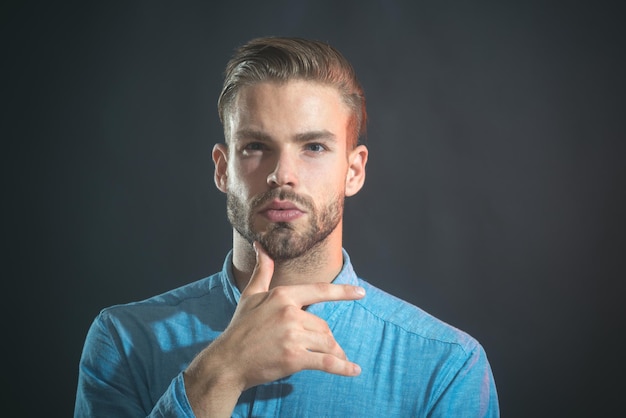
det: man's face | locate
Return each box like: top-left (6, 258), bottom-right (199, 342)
top-left (218, 80), bottom-right (357, 261)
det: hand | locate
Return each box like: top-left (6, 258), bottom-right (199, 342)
top-left (226, 241), bottom-right (364, 388)
top-left (184, 242), bottom-right (365, 416)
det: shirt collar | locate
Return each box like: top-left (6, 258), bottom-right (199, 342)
top-left (220, 249), bottom-right (359, 320)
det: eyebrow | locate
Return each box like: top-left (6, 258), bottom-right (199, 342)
top-left (294, 130), bottom-right (336, 143)
top-left (234, 129), bottom-right (337, 143)
top-left (234, 129), bottom-right (272, 142)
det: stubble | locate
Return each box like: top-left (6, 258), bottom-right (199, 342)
top-left (227, 188), bottom-right (343, 262)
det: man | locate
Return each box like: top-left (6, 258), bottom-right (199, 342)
top-left (75, 36), bottom-right (499, 417)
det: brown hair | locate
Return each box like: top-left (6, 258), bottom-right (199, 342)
top-left (217, 36), bottom-right (367, 149)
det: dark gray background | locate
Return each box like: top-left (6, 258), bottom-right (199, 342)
top-left (4, 1), bottom-right (624, 417)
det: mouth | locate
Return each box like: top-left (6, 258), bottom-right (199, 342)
top-left (259, 200), bottom-right (306, 222)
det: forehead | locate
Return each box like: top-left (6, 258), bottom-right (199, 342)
top-left (226, 80), bottom-right (351, 141)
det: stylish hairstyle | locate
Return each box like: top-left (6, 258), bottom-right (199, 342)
top-left (217, 36), bottom-right (367, 149)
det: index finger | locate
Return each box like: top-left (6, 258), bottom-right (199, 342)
top-left (285, 282), bottom-right (366, 308)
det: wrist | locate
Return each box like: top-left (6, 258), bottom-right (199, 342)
top-left (183, 344), bottom-right (245, 417)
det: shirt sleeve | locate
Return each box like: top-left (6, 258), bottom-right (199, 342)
top-left (74, 313), bottom-right (196, 418)
top-left (428, 342), bottom-right (500, 418)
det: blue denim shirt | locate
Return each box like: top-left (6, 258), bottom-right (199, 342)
top-left (75, 250), bottom-right (499, 417)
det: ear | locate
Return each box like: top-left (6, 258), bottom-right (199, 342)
top-left (212, 143), bottom-right (229, 193)
top-left (345, 144), bottom-right (368, 197)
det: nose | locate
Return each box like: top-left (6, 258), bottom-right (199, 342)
top-left (267, 151), bottom-right (297, 188)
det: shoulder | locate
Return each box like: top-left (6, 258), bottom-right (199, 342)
top-left (97, 272), bottom-right (225, 324)
top-left (353, 279), bottom-right (479, 353)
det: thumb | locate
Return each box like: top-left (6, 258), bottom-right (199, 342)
top-left (241, 241), bottom-right (274, 296)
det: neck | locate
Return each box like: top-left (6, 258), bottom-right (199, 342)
top-left (231, 228), bottom-right (344, 292)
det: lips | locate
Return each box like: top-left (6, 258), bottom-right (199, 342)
top-left (259, 200), bottom-right (306, 222)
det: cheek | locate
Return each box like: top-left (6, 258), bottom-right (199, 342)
top-left (228, 161), bottom-right (265, 196)
top-left (309, 170), bottom-right (348, 199)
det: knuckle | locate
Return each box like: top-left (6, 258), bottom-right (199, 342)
top-left (320, 320), bottom-right (332, 334)
top-left (341, 284), bottom-right (356, 296)
top-left (282, 327), bottom-right (300, 343)
top-left (321, 353), bottom-right (338, 371)
top-left (269, 286), bottom-right (291, 302)
top-left (311, 315), bottom-right (331, 334)
top-left (325, 334), bottom-right (338, 351)
top-left (279, 304), bottom-right (299, 321)
top-left (312, 282), bottom-right (330, 294)
top-left (282, 346), bottom-right (301, 369)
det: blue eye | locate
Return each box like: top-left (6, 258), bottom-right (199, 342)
top-left (306, 143), bottom-right (326, 152)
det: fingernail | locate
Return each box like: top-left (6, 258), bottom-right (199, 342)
top-left (353, 364), bottom-right (362, 375)
top-left (354, 286), bottom-right (365, 296)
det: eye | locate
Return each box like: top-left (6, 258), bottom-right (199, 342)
top-left (305, 143), bottom-right (326, 153)
top-left (241, 142), bottom-right (267, 156)
top-left (244, 142), bottom-right (264, 151)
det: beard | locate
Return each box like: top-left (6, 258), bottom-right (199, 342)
top-left (227, 188), bottom-right (343, 261)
